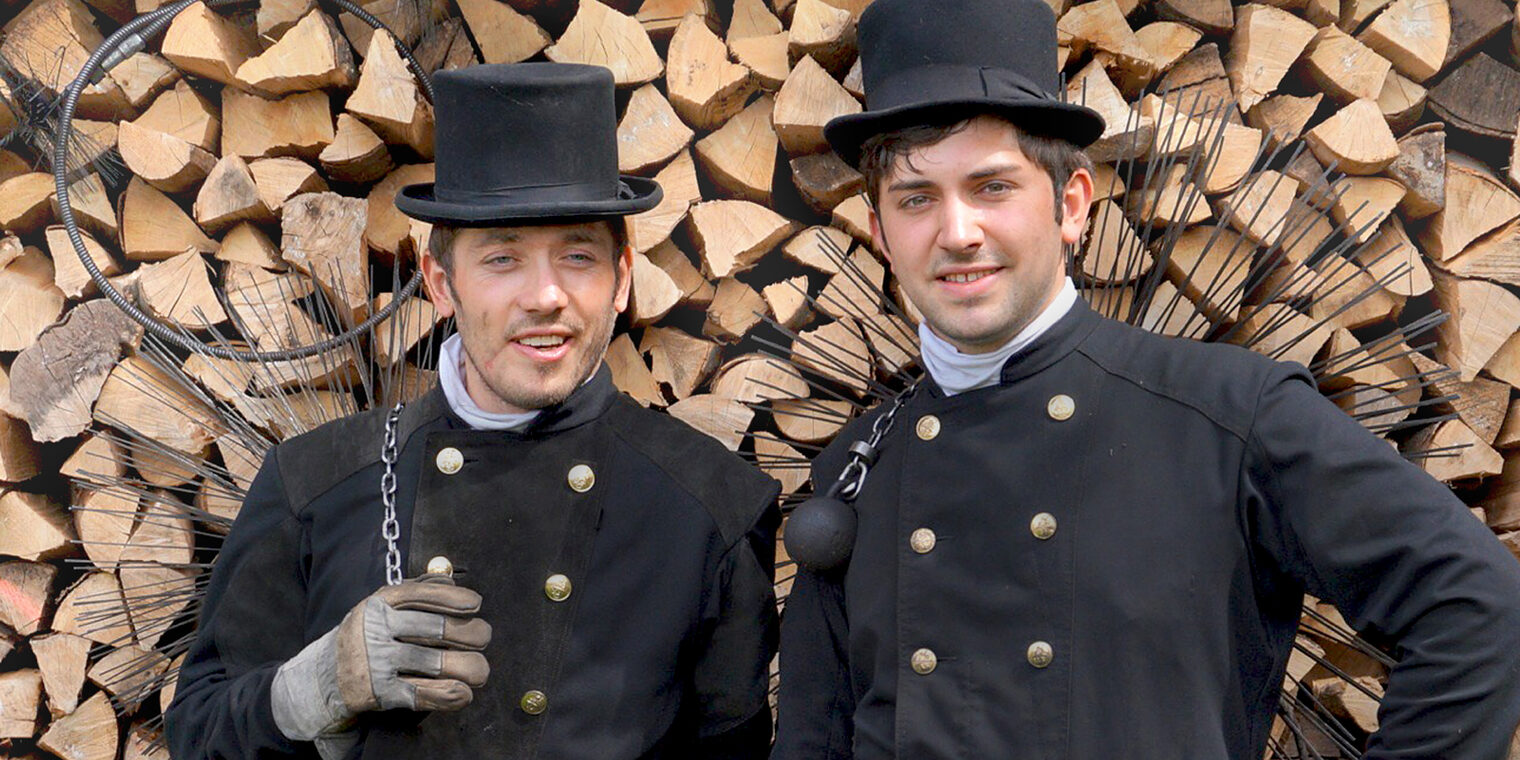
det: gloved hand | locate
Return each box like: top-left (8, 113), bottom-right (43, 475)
top-left (271, 576), bottom-right (491, 749)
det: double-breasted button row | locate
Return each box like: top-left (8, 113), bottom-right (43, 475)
top-left (915, 396), bottom-right (1073, 445)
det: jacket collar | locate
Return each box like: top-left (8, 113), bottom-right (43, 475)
top-left (920, 298), bottom-right (1101, 398)
top-left (399, 363), bottom-right (619, 441)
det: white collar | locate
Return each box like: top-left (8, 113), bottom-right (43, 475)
top-left (918, 277), bottom-right (1078, 396)
top-left (437, 333), bottom-right (542, 431)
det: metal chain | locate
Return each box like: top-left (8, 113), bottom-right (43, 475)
top-left (836, 381), bottom-right (921, 501)
top-left (380, 403), bottom-right (405, 586)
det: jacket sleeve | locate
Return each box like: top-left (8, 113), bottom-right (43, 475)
top-left (1244, 363), bottom-right (1520, 759)
top-left (772, 565), bottom-right (855, 760)
top-left (688, 493), bottom-right (782, 760)
top-left (166, 451), bottom-right (314, 759)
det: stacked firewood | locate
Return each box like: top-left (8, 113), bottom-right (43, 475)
top-left (0, 0), bottom-right (1516, 756)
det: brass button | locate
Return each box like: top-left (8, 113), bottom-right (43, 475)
top-left (544, 573), bottom-right (572, 602)
top-left (1046, 394), bottom-right (1075, 421)
top-left (1027, 641), bottom-right (1054, 668)
top-left (915, 415), bottom-right (941, 440)
top-left (910, 647), bottom-right (937, 675)
top-left (520, 689), bottom-right (547, 715)
top-left (567, 464), bottom-right (595, 493)
top-left (909, 528), bottom-right (936, 554)
top-left (425, 556), bottom-right (454, 576)
top-left (435, 447), bottom-right (463, 474)
top-left (1030, 512), bottom-right (1057, 540)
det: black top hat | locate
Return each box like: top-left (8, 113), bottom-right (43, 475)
top-left (396, 63), bottom-right (662, 226)
top-left (824, 0), bottom-right (1106, 167)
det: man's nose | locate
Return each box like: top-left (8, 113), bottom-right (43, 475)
top-left (937, 196), bottom-right (985, 252)
top-left (519, 261), bottom-right (570, 313)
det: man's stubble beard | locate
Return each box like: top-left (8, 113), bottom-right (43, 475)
top-left (458, 301), bottom-right (618, 412)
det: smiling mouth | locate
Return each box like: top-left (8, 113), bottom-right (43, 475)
top-left (517, 335), bottom-right (567, 349)
top-left (940, 269), bottom-right (998, 284)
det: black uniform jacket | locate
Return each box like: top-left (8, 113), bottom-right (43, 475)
top-left (166, 366), bottom-right (782, 760)
top-left (773, 300), bottom-right (1520, 759)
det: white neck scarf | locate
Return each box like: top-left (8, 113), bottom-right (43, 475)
top-left (918, 277), bottom-right (1078, 396)
top-left (437, 333), bottom-right (542, 431)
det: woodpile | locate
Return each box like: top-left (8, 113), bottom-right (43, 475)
top-left (0, 0), bottom-right (1514, 756)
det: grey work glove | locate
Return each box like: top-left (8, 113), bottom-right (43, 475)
top-left (271, 577), bottom-right (491, 751)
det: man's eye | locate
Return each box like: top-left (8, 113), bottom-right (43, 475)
top-left (900, 194), bottom-right (930, 209)
top-left (982, 181), bottom-right (1013, 195)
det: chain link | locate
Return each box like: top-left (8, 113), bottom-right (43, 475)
top-left (836, 381), bottom-right (920, 501)
top-left (380, 403), bottom-right (404, 586)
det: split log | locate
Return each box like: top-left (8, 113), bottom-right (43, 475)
top-left (1155, 0), bottom-right (1232, 35)
top-left (607, 333), bottom-right (664, 407)
top-left (1308, 258), bottom-right (1405, 330)
top-left (137, 250), bottom-right (230, 327)
top-left (95, 355), bottom-right (224, 456)
top-left (666, 13), bottom-right (754, 131)
top-left (1246, 93), bottom-right (1320, 150)
top-left (791, 151), bottom-right (864, 213)
top-left (0, 0), bottom-right (130, 119)
top-left (831, 194), bottom-right (872, 241)
top-left (773, 54), bottom-right (861, 156)
top-left (1408, 418), bottom-right (1503, 481)
top-left (788, 0), bottom-right (855, 76)
top-left (1058, 0), bottom-right (1156, 89)
top-left (618, 84), bottom-right (694, 175)
top-left (1427, 53), bottom-right (1520, 139)
top-left (1130, 165), bottom-right (1211, 227)
top-left (771, 397), bottom-right (852, 443)
top-left (52, 571), bottom-right (133, 646)
top-left (1218, 170), bottom-right (1296, 246)
top-left (688, 199), bottom-right (798, 278)
top-left (38, 690), bottom-right (118, 760)
top-left (56, 174), bottom-right (118, 247)
top-left (754, 436), bottom-right (808, 495)
top-left (1357, 0), bottom-right (1449, 83)
top-left (455, 0), bottom-right (549, 64)
top-left (1070, 61), bottom-right (1154, 162)
top-left (0, 408), bottom-right (41, 483)
top-left (1354, 216), bottom-right (1432, 297)
top-left (321, 114), bottom-right (394, 184)
top-left (1225, 4), bottom-right (1317, 112)
top-left (0, 560), bottom-right (56, 634)
top-left (196, 155), bottom-right (275, 234)
top-left (120, 177), bottom-right (218, 261)
top-left (0, 669), bottom-right (42, 738)
top-left (132, 80), bottom-right (218, 153)
top-left (731, 32), bottom-right (791, 90)
top-left (1439, 216), bottom-right (1520, 286)
top-left (74, 486), bottom-right (139, 571)
top-left (256, 0), bottom-right (313, 38)
top-left (791, 318), bottom-right (870, 394)
top-left (712, 353), bottom-right (809, 403)
top-left (1377, 70), bottom-right (1426, 133)
top-left (1408, 353), bottom-right (1509, 443)
top-left (282, 191), bottom-right (370, 322)
top-left (160, 1), bottom-right (260, 87)
top-left (363, 163), bottom-right (433, 263)
top-left (250, 158), bottom-right (330, 216)
top-left (116, 121), bottom-right (217, 194)
top-left (783, 225), bottom-right (850, 274)
top-left (223, 89), bottom-right (336, 161)
top-left (9, 299), bottom-right (143, 443)
top-left (1230, 302), bottom-right (1331, 366)
top-left (1085, 200), bottom-right (1151, 283)
top-left (347, 33), bottom-right (433, 157)
top-left (0, 248), bottom-right (65, 352)
top-left (0, 173), bottom-right (57, 235)
top-left (646, 239), bottom-right (713, 305)
top-left (636, 0), bottom-right (713, 44)
top-left (730, 0), bottom-right (783, 41)
top-left (629, 252), bottom-right (681, 326)
top-left (1431, 271), bottom-right (1520, 382)
top-left (370, 293), bottom-right (441, 366)
top-left (1134, 21), bottom-right (1204, 79)
top-left (1162, 225), bottom-right (1253, 323)
top-left (31, 632), bottom-right (89, 716)
top-left (0, 490), bottom-right (75, 561)
top-left (704, 277), bottom-right (768, 342)
top-left (1484, 330), bottom-right (1520, 389)
top-left (119, 562), bottom-right (195, 650)
top-left (1312, 676), bottom-right (1383, 734)
top-left (1303, 99), bottom-right (1399, 175)
top-left (1416, 154), bottom-right (1520, 262)
top-left (1386, 127), bottom-right (1443, 219)
top-left (641, 326), bottom-right (719, 400)
top-left (629, 150), bottom-right (700, 252)
top-left (234, 10), bottom-right (356, 95)
top-left (544, 0), bottom-right (663, 87)
top-left (1330, 175), bottom-right (1405, 243)
top-left (1302, 26), bottom-right (1391, 103)
top-left (217, 222), bottom-right (283, 270)
top-left (696, 95), bottom-right (778, 203)
top-left (667, 394), bottom-right (754, 450)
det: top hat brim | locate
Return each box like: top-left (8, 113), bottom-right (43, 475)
top-left (394, 175), bottom-right (663, 227)
top-left (825, 99), bottom-right (1106, 168)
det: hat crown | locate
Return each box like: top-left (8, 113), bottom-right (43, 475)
top-left (857, 0), bottom-right (1060, 108)
top-left (431, 63), bottom-right (618, 207)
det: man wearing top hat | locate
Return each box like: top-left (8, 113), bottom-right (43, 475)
top-left (772, 0), bottom-right (1520, 757)
top-left (166, 63), bottom-right (781, 760)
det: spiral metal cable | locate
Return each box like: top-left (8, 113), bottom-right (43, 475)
top-left (53, 0), bottom-right (435, 361)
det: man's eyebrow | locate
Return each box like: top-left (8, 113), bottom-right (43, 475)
top-left (886, 177), bottom-right (936, 193)
top-left (968, 163), bottom-right (1023, 180)
top-left (560, 228), bottom-right (601, 245)
top-left (480, 229), bottom-right (521, 245)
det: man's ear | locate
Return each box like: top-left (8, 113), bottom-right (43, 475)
top-left (613, 243), bottom-right (633, 314)
top-left (1059, 167), bottom-right (1095, 247)
top-left (420, 244), bottom-right (457, 319)
top-left (869, 204), bottom-right (892, 265)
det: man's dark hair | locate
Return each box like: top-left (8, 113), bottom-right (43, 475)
top-left (427, 219), bottom-right (629, 277)
top-left (858, 115), bottom-right (1093, 223)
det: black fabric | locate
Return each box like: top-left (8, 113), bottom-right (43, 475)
top-left (774, 300), bottom-right (1520, 759)
top-left (823, 0), bottom-right (1106, 166)
top-left (165, 368), bottom-right (780, 760)
top-left (394, 63), bottom-right (661, 224)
